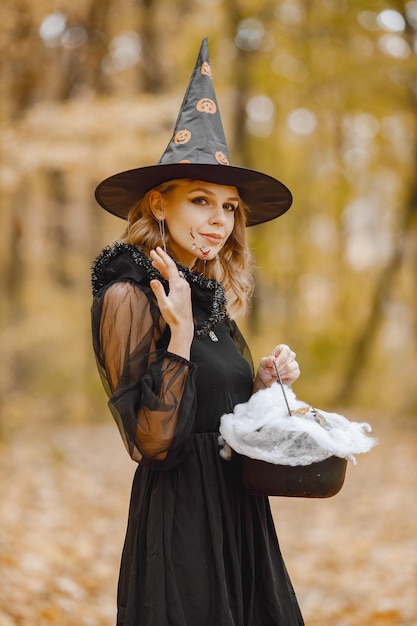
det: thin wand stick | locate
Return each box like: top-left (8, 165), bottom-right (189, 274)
top-left (273, 360), bottom-right (292, 417)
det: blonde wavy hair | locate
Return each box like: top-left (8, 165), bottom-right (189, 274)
top-left (119, 179), bottom-right (254, 318)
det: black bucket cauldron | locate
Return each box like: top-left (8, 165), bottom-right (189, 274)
top-left (240, 366), bottom-right (349, 498)
top-left (241, 454), bottom-right (348, 498)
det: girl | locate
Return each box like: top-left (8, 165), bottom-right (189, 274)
top-left (91, 38), bottom-right (303, 626)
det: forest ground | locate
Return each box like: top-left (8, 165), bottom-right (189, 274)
top-left (0, 412), bottom-right (415, 626)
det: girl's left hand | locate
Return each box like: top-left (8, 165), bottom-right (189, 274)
top-left (253, 344), bottom-right (300, 392)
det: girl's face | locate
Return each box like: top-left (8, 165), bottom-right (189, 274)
top-left (157, 180), bottom-right (240, 268)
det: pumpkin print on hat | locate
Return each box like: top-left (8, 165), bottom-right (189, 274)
top-left (201, 61), bottom-right (212, 78)
top-left (196, 98), bottom-right (217, 114)
top-left (215, 151), bottom-right (229, 165)
top-left (95, 36), bottom-right (293, 227)
top-left (174, 130), bottom-right (192, 145)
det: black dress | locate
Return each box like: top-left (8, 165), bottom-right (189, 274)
top-left (91, 243), bottom-right (304, 626)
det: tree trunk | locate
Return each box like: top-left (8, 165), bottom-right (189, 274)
top-left (138, 0), bottom-right (164, 93)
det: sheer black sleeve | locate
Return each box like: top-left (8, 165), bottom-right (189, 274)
top-left (91, 281), bottom-right (197, 464)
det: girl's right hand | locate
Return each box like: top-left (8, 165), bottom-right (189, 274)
top-left (149, 247), bottom-right (194, 359)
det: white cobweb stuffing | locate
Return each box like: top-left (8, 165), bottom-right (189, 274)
top-left (219, 383), bottom-right (377, 466)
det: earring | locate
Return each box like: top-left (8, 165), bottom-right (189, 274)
top-left (158, 218), bottom-right (166, 253)
top-left (158, 197), bottom-right (167, 253)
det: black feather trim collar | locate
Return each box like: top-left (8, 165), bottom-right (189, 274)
top-left (91, 242), bottom-right (227, 338)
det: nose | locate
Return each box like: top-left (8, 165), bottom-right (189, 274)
top-left (209, 203), bottom-right (226, 225)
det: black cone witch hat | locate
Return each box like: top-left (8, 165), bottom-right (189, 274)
top-left (95, 37), bottom-right (292, 226)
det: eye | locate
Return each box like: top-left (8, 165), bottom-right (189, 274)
top-left (192, 196), bottom-right (208, 205)
top-left (224, 203), bottom-right (238, 212)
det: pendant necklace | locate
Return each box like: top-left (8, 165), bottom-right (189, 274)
top-left (208, 330), bottom-right (218, 342)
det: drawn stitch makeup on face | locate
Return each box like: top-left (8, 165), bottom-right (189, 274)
top-left (190, 228), bottom-right (197, 250)
top-left (190, 227), bottom-right (211, 257)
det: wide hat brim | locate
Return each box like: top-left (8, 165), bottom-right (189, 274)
top-left (95, 162), bottom-right (292, 227)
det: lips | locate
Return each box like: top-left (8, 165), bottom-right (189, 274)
top-left (200, 233), bottom-right (222, 245)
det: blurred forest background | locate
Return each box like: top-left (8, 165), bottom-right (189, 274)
top-left (1, 1), bottom-right (417, 625)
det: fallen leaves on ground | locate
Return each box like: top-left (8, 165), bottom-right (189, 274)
top-left (0, 415), bottom-right (415, 625)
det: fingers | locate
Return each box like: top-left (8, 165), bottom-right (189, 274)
top-left (272, 344), bottom-right (295, 366)
top-left (149, 277), bottom-right (166, 304)
top-left (149, 248), bottom-right (192, 332)
top-left (278, 361), bottom-right (300, 385)
top-left (254, 344), bottom-right (300, 391)
top-left (272, 344), bottom-right (300, 385)
top-left (150, 247), bottom-right (184, 282)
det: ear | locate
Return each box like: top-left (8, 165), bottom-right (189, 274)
top-left (149, 190), bottom-right (164, 220)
